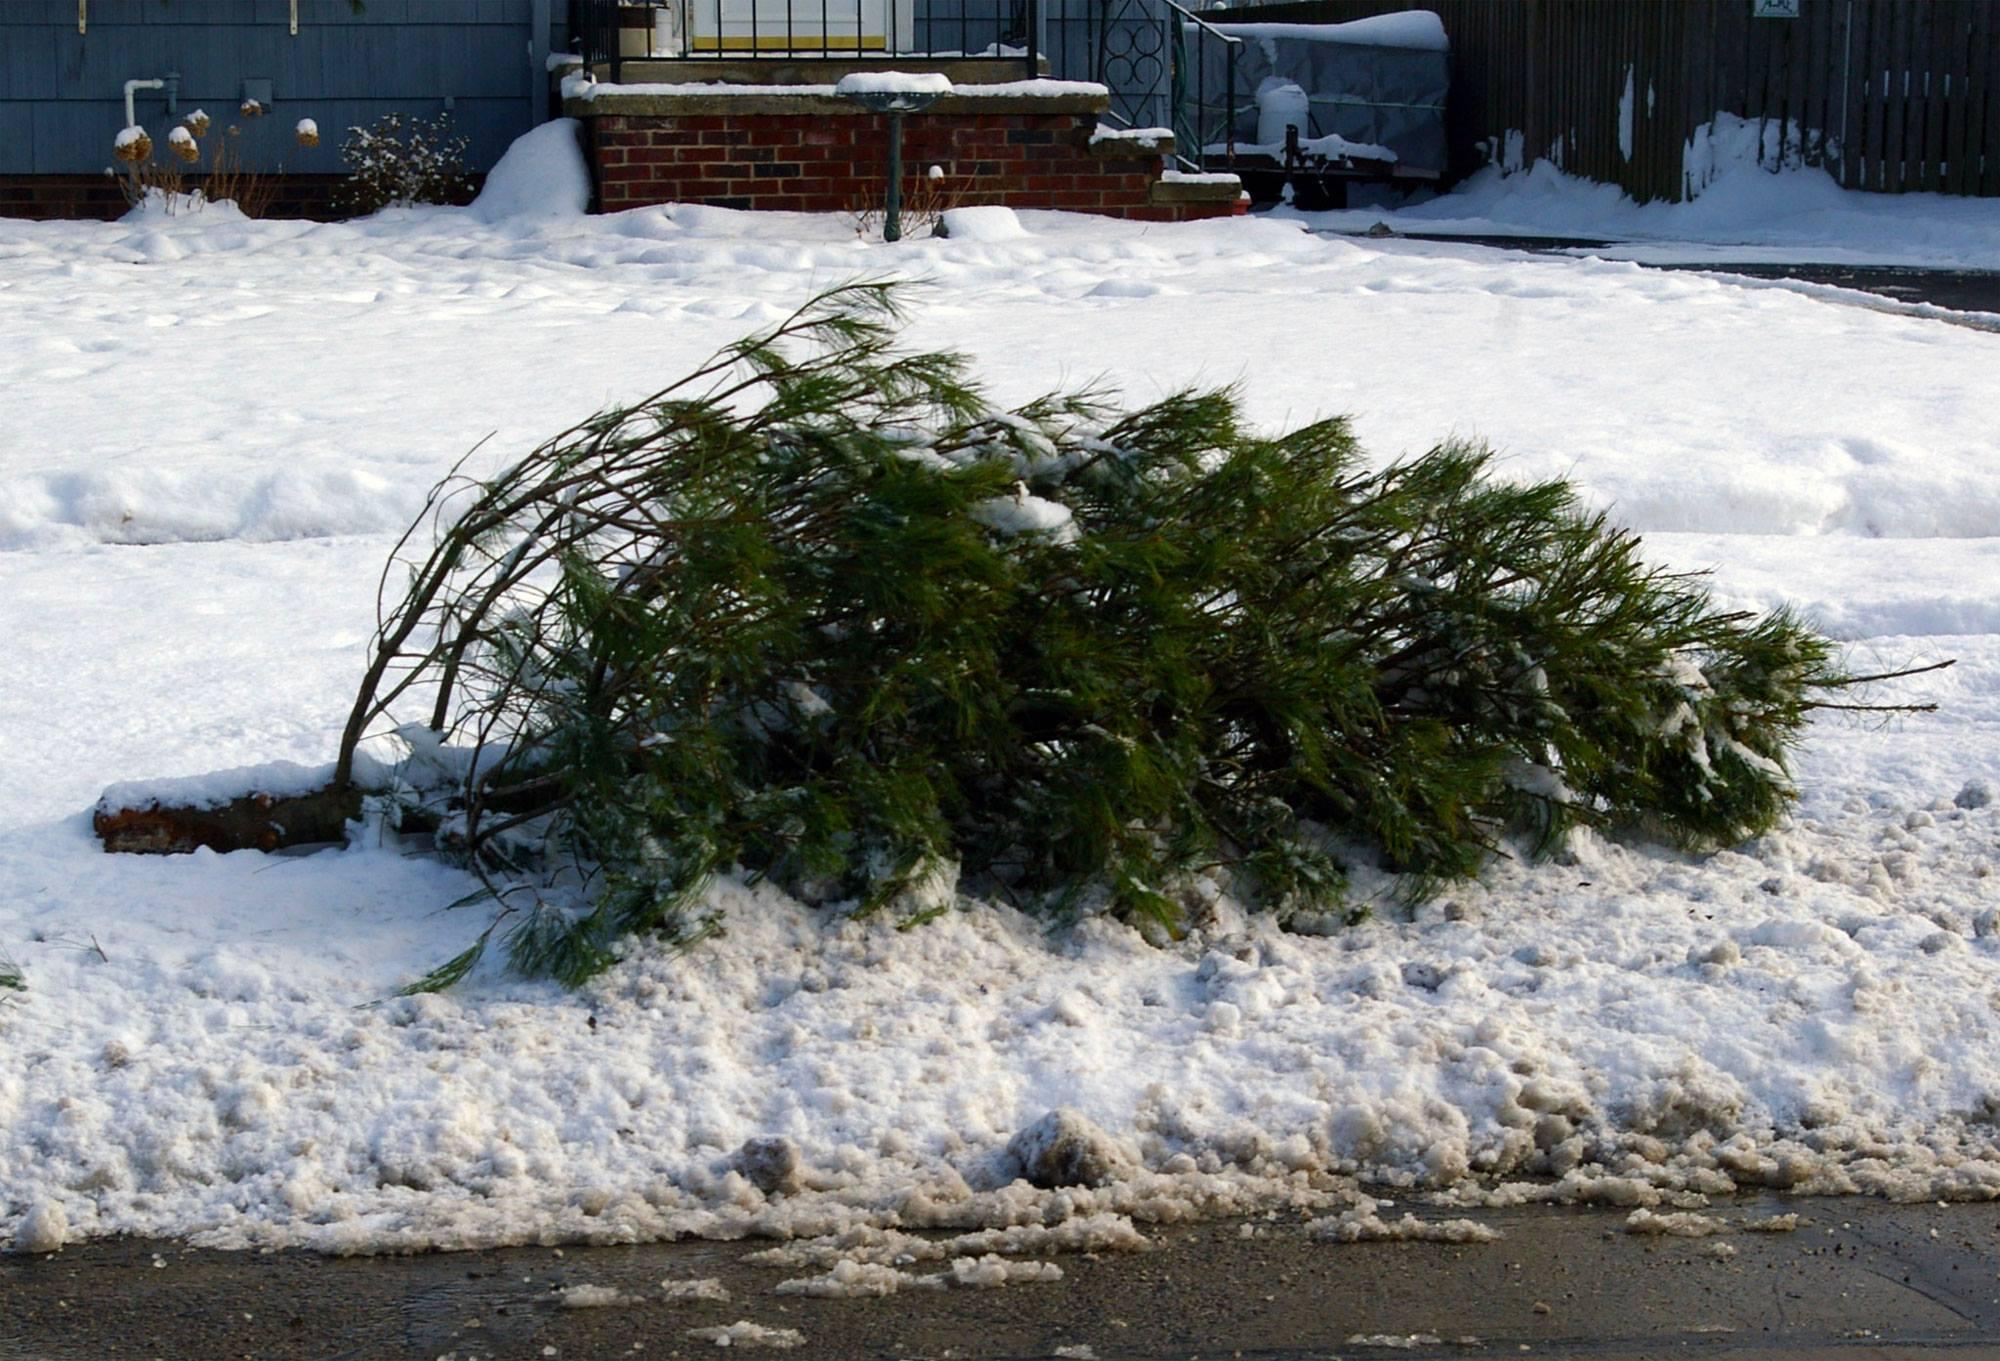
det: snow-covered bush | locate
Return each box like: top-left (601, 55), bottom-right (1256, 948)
top-left (337, 112), bottom-right (473, 215)
top-left (338, 285), bottom-right (1906, 987)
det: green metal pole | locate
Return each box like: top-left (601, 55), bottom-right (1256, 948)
top-left (885, 109), bottom-right (905, 242)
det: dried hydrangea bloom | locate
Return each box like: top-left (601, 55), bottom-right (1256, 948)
top-left (113, 126), bottom-right (152, 165)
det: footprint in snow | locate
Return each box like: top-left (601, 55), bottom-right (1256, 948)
top-left (1085, 278), bottom-right (1171, 299)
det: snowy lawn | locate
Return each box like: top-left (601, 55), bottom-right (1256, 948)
top-left (3, 191), bottom-right (2000, 1256)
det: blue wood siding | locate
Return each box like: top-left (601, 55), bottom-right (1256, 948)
top-left (0, 0), bottom-right (555, 174)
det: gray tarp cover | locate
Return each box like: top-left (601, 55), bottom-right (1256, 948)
top-left (1204, 25), bottom-right (1448, 172)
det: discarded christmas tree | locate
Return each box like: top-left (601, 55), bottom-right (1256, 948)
top-left (336, 284), bottom-right (1922, 987)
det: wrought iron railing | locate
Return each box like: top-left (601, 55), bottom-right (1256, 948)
top-left (1169, 1), bottom-right (1237, 170)
top-left (570, 0), bottom-right (1042, 81)
top-left (569, 0), bottom-right (1237, 173)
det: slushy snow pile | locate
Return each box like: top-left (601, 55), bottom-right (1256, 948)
top-left (1298, 112), bottom-right (2000, 268)
top-left (3, 153), bottom-right (2000, 1259)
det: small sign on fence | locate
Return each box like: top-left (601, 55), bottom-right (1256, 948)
top-left (1752, 0), bottom-right (1800, 17)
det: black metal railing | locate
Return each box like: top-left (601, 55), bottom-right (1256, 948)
top-left (569, 0), bottom-right (1042, 81)
top-left (568, 0), bottom-right (1235, 173)
top-left (1170, 1), bottom-right (1236, 170)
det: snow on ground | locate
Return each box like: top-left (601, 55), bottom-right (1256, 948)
top-left (1295, 114), bottom-right (2000, 269)
top-left (3, 189), bottom-right (2000, 1257)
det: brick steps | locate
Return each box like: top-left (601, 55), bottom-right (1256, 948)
top-left (573, 87), bottom-right (1243, 223)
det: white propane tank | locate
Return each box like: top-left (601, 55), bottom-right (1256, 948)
top-left (1256, 80), bottom-right (1311, 148)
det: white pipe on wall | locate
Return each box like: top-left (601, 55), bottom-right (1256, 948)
top-left (124, 78), bottom-right (164, 129)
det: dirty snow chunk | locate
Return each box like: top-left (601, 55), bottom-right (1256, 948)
top-left (688, 1321), bottom-right (806, 1349)
top-left (1313, 1207), bottom-right (1500, 1244)
top-left (473, 119), bottom-right (591, 223)
top-left (559, 1283), bottom-right (639, 1307)
top-left (1742, 1214), bottom-right (1801, 1233)
top-left (1345, 1334), bottom-right (1446, 1351)
top-left (13, 1201), bottom-right (67, 1254)
top-left (1052, 1347), bottom-right (1097, 1361)
top-left (949, 1254), bottom-right (1064, 1287)
top-left (662, 1277), bottom-right (731, 1302)
top-left (832, 72), bottom-right (954, 98)
top-left (1007, 1109), bottom-right (1137, 1189)
top-left (774, 1260), bottom-right (940, 1297)
top-left (1624, 1208), bottom-right (1728, 1237)
top-left (732, 1136), bottom-right (803, 1196)
top-left (940, 206), bottom-right (1029, 241)
top-left (938, 1214), bottom-right (1148, 1260)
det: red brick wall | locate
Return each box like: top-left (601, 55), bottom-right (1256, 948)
top-left (588, 112), bottom-right (1238, 222)
top-left (0, 175), bottom-right (133, 221)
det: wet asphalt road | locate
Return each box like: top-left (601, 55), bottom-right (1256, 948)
top-left (5, 1196), bottom-right (2000, 1360)
top-left (1646, 261), bottom-right (2000, 315)
top-left (1333, 230), bottom-right (2000, 317)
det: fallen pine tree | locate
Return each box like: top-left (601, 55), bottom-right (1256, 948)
top-left (99, 285), bottom-right (1942, 987)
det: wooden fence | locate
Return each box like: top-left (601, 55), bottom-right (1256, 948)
top-left (1214, 0), bottom-right (2000, 202)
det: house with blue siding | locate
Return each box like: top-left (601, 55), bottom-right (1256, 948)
top-left (0, 0), bottom-right (1255, 222)
top-left (0, 0), bottom-right (561, 217)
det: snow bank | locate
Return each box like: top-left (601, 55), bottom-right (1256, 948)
top-left (5, 198), bottom-right (2000, 1259)
top-left (472, 119), bottom-right (592, 224)
top-left (1298, 113), bottom-right (2000, 268)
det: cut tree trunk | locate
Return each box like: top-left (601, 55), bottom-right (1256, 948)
top-left (93, 784), bottom-right (362, 855)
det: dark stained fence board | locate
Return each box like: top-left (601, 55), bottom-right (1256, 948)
top-left (1942, 0), bottom-right (1973, 195)
top-left (1838, 0), bottom-right (1866, 188)
top-left (1913, 0), bottom-right (1937, 192)
top-left (1976, 0), bottom-right (1992, 193)
top-left (1866, 0), bottom-right (1893, 189)
top-left (1804, 0), bottom-right (1830, 166)
top-left (1786, 2), bottom-right (1813, 164)
top-left (1893, 0), bottom-right (1917, 191)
